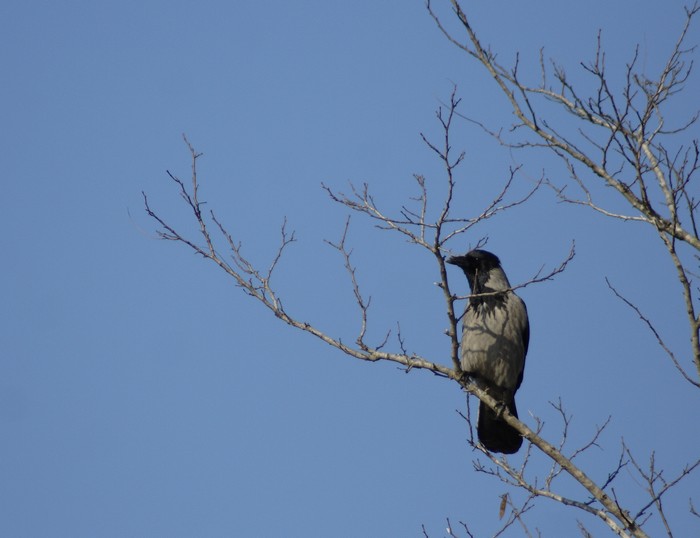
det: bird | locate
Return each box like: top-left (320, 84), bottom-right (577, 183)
top-left (447, 249), bottom-right (530, 454)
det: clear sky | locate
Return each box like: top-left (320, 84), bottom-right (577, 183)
top-left (2, 1), bottom-right (699, 536)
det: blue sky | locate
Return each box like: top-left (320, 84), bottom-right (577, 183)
top-left (2, 1), bottom-right (699, 536)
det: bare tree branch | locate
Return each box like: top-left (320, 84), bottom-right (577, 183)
top-left (324, 217), bottom-right (375, 351)
top-left (145, 9), bottom-right (700, 526)
top-left (606, 278), bottom-right (700, 388)
top-left (145, 107), bottom-right (642, 537)
top-left (625, 441), bottom-right (700, 537)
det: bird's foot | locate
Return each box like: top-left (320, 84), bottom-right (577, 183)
top-left (493, 400), bottom-right (507, 419)
top-left (459, 370), bottom-right (475, 385)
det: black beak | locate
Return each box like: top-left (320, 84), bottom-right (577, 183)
top-left (446, 255), bottom-right (468, 267)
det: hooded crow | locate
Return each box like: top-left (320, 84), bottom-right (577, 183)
top-left (447, 249), bottom-right (529, 454)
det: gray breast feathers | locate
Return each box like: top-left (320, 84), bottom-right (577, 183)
top-left (460, 292), bottom-right (529, 393)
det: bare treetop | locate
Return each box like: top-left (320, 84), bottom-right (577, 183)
top-left (143, 2), bottom-right (700, 536)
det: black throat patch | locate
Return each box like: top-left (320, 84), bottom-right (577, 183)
top-left (470, 287), bottom-right (507, 316)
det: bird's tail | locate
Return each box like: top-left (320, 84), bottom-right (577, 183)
top-left (477, 397), bottom-right (522, 454)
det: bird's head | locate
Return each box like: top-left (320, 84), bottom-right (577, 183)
top-left (446, 249), bottom-right (510, 292)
